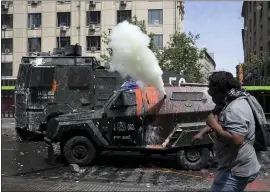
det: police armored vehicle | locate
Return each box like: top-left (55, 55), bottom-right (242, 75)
top-left (15, 45), bottom-right (125, 140)
top-left (45, 81), bottom-right (217, 170)
top-left (45, 80), bottom-right (270, 170)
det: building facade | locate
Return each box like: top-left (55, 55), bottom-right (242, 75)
top-left (241, 1), bottom-right (270, 80)
top-left (199, 51), bottom-right (216, 84)
top-left (1, 0), bottom-right (184, 77)
top-left (241, 1), bottom-right (270, 61)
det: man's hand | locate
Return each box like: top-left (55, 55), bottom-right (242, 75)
top-left (192, 126), bottom-right (212, 145)
top-left (192, 132), bottom-right (204, 144)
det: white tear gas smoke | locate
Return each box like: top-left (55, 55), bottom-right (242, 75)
top-left (108, 21), bottom-right (166, 95)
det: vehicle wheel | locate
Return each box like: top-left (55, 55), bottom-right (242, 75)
top-left (176, 148), bottom-right (210, 171)
top-left (63, 136), bottom-right (96, 166)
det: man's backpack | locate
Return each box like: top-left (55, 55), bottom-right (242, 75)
top-left (244, 94), bottom-right (270, 151)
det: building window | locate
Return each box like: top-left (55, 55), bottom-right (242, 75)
top-left (253, 12), bottom-right (256, 27)
top-left (1, 39), bottom-right (13, 53)
top-left (148, 9), bottom-right (163, 25)
top-left (249, 18), bottom-right (251, 32)
top-left (1, 14), bottom-right (13, 29)
top-left (260, 46), bottom-right (263, 57)
top-left (28, 13), bottom-right (42, 28)
top-left (57, 0), bottom-right (71, 3)
top-left (2, 1), bottom-right (12, 5)
top-left (56, 37), bottom-right (70, 48)
top-left (259, 5), bottom-right (263, 19)
top-left (57, 12), bottom-right (71, 27)
top-left (86, 36), bottom-right (101, 51)
top-left (28, 38), bottom-right (41, 52)
top-left (268, 41), bottom-right (270, 56)
top-left (86, 11), bottom-right (101, 25)
top-left (153, 35), bottom-right (163, 50)
top-left (28, 1), bottom-right (41, 5)
top-left (1, 62), bottom-right (13, 76)
top-left (117, 10), bottom-right (131, 24)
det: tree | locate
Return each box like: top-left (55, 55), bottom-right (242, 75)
top-left (100, 16), bottom-right (159, 64)
top-left (242, 52), bottom-right (268, 77)
top-left (158, 32), bottom-right (205, 83)
top-left (242, 52), bottom-right (270, 85)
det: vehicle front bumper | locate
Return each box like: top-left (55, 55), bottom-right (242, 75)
top-left (44, 137), bottom-right (61, 165)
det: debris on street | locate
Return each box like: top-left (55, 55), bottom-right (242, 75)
top-left (70, 164), bottom-right (80, 173)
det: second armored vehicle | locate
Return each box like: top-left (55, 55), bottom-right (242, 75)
top-left (15, 45), bottom-right (125, 140)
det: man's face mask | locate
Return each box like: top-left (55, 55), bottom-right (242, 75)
top-left (208, 83), bottom-right (226, 105)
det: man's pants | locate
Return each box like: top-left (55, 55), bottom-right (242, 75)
top-left (211, 170), bottom-right (258, 192)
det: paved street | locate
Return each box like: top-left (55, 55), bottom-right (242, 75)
top-left (2, 118), bottom-right (270, 191)
top-left (1, 118), bottom-right (60, 176)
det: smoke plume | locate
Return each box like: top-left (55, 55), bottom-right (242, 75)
top-left (108, 21), bottom-right (166, 95)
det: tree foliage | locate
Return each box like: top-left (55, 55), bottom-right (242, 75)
top-left (100, 17), bottom-right (207, 83)
top-left (242, 52), bottom-right (269, 77)
top-left (158, 32), bottom-right (205, 83)
top-left (100, 15), bottom-right (159, 64)
top-left (242, 52), bottom-right (270, 85)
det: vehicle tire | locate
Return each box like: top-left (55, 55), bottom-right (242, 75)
top-left (176, 148), bottom-right (210, 171)
top-left (63, 136), bottom-right (96, 166)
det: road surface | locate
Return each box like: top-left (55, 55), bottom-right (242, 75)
top-left (2, 118), bottom-right (270, 191)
